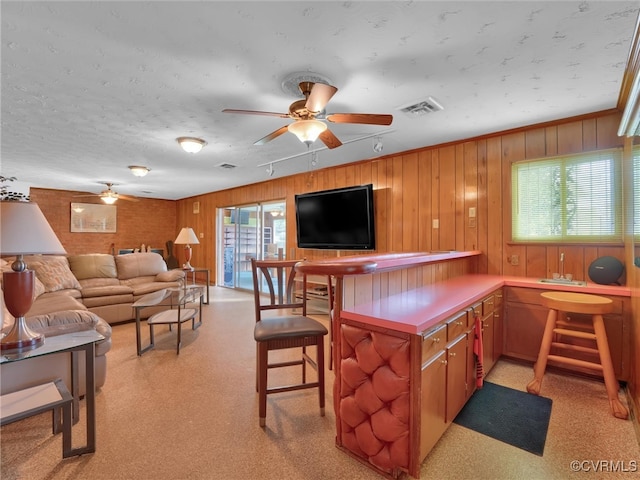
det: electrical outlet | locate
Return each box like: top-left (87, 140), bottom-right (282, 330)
top-left (510, 254), bottom-right (519, 266)
top-left (433, 219), bottom-right (439, 229)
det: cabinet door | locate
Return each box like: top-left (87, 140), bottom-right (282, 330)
top-left (503, 302), bottom-right (548, 361)
top-left (445, 334), bottom-right (467, 423)
top-left (420, 350), bottom-right (447, 461)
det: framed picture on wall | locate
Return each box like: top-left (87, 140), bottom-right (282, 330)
top-left (71, 203), bottom-right (117, 233)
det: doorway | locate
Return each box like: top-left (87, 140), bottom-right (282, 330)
top-left (217, 201), bottom-right (286, 290)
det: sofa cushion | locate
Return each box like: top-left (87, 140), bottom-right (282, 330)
top-left (82, 293), bottom-right (134, 308)
top-left (130, 282), bottom-right (180, 297)
top-left (115, 252), bottom-right (167, 280)
top-left (68, 254), bottom-right (117, 280)
top-left (26, 293), bottom-right (87, 318)
top-left (80, 285), bottom-right (133, 299)
top-left (27, 255), bottom-right (82, 293)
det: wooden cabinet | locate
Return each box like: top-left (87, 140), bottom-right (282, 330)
top-left (418, 290), bottom-right (502, 465)
top-left (503, 286), bottom-right (630, 381)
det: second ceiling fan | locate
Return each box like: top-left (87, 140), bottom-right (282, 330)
top-left (223, 81), bottom-right (392, 149)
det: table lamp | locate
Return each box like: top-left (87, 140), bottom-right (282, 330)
top-left (1, 202), bottom-right (66, 352)
top-left (174, 227), bottom-right (199, 271)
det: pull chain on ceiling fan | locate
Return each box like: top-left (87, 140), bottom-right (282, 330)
top-left (223, 81), bottom-right (393, 149)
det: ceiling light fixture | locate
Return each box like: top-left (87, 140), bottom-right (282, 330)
top-left (101, 194), bottom-right (117, 205)
top-left (287, 120), bottom-right (327, 146)
top-left (176, 137), bottom-right (207, 153)
top-left (128, 165), bottom-right (150, 177)
top-left (373, 136), bottom-right (383, 153)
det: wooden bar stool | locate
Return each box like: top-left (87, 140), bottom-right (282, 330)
top-left (526, 291), bottom-right (628, 419)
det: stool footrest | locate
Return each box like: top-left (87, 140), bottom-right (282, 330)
top-left (552, 327), bottom-right (597, 341)
top-left (551, 341), bottom-right (599, 357)
top-left (548, 354), bottom-right (603, 371)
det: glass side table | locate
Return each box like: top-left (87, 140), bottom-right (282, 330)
top-left (132, 285), bottom-right (204, 355)
top-left (0, 330), bottom-right (104, 456)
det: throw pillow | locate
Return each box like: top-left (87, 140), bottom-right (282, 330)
top-left (28, 256), bottom-right (82, 293)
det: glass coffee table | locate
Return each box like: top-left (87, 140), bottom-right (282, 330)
top-left (132, 285), bottom-right (204, 355)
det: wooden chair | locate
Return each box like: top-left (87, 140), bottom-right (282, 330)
top-left (251, 259), bottom-right (328, 427)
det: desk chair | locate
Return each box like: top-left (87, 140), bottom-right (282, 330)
top-left (251, 259), bottom-right (328, 428)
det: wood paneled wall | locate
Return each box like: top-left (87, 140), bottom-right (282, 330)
top-left (176, 110), bottom-right (626, 285)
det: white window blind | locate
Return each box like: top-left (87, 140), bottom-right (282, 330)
top-left (512, 148), bottom-right (622, 243)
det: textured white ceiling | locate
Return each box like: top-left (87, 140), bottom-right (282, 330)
top-left (2, 1), bottom-right (638, 201)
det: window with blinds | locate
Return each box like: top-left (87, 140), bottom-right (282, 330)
top-left (512, 148), bottom-right (623, 243)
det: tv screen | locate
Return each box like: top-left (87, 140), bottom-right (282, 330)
top-left (295, 184), bottom-right (375, 250)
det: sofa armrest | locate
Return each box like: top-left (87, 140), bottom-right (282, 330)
top-left (26, 310), bottom-right (112, 356)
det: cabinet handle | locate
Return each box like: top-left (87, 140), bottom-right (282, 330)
top-left (455, 321), bottom-right (464, 326)
top-left (449, 352), bottom-right (457, 357)
top-left (483, 323), bottom-right (490, 328)
top-left (432, 337), bottom-right (441, 344)
top-left (440, 360), bottom-right (448, 365)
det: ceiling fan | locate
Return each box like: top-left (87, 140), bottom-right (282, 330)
top-left (223, 81), bottom-right (393, 149)
top-left (73, 183), bottom-right (138, 204)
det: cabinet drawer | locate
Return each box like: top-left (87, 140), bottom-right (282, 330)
top-left (422, 324), bottom-right (446, 365)
top-left (469, 302), bottom-right (482, 318)
top-left (482, 295), bottom-right (495, 316)
top-left (446, 311), bottom-right (467, 342)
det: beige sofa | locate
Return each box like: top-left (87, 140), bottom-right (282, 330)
top-left (26, 252), bottom-right (185, 324)
top-left (1, 252), bottom-right (184, 396)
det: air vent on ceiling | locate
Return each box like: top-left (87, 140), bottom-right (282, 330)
top-left (398, 96), bottom-right (444, 117)
top-left (217, 163), bottom-right (237, 169)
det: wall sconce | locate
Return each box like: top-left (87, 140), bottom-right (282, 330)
top-left (287, 120), bottom-right (327, 146)
top-left (128, 165), bottom-right (150, 177)
top-left (177, 137), bottom-right (207, 153)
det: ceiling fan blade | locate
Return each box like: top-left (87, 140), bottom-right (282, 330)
top-left (318, 129), bottom-right (343, 149)
top-left (222, 109), bottom-right (289, 118)
top-left (305, 83), bottom-right (338, 114)
top-left (117, 194), bottom-right (139, 202)
top-left (326, 113), bottom-right (393, 126)
top-left (254, 125), bottom-right (290, 145)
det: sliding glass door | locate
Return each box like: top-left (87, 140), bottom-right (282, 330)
top-left (217, 201), bottom-right (286, 291)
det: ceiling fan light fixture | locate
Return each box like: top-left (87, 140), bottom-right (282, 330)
top-left (177, 137), bottom-right (207, 153)
top-left (288, 120), bottom-right (327, 146)
top-left (101, 194), bottom-right (117, 205)
top-left (128, 165), bottom-right (150, 177)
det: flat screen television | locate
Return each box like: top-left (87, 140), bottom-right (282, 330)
top-left (295, 184), bottom-right (375, 250)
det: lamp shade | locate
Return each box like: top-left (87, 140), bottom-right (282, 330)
top-left (1, 202), bottom-right (66, 256)
top-left (174, 227), bottom-right (199, 245)
top-left (288, 120), bottom-right (327, 145)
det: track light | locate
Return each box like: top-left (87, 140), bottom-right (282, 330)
top-left (267, 163), bottom-right (275, 177)
top-left (373, 136), bottom-right (383, 153)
